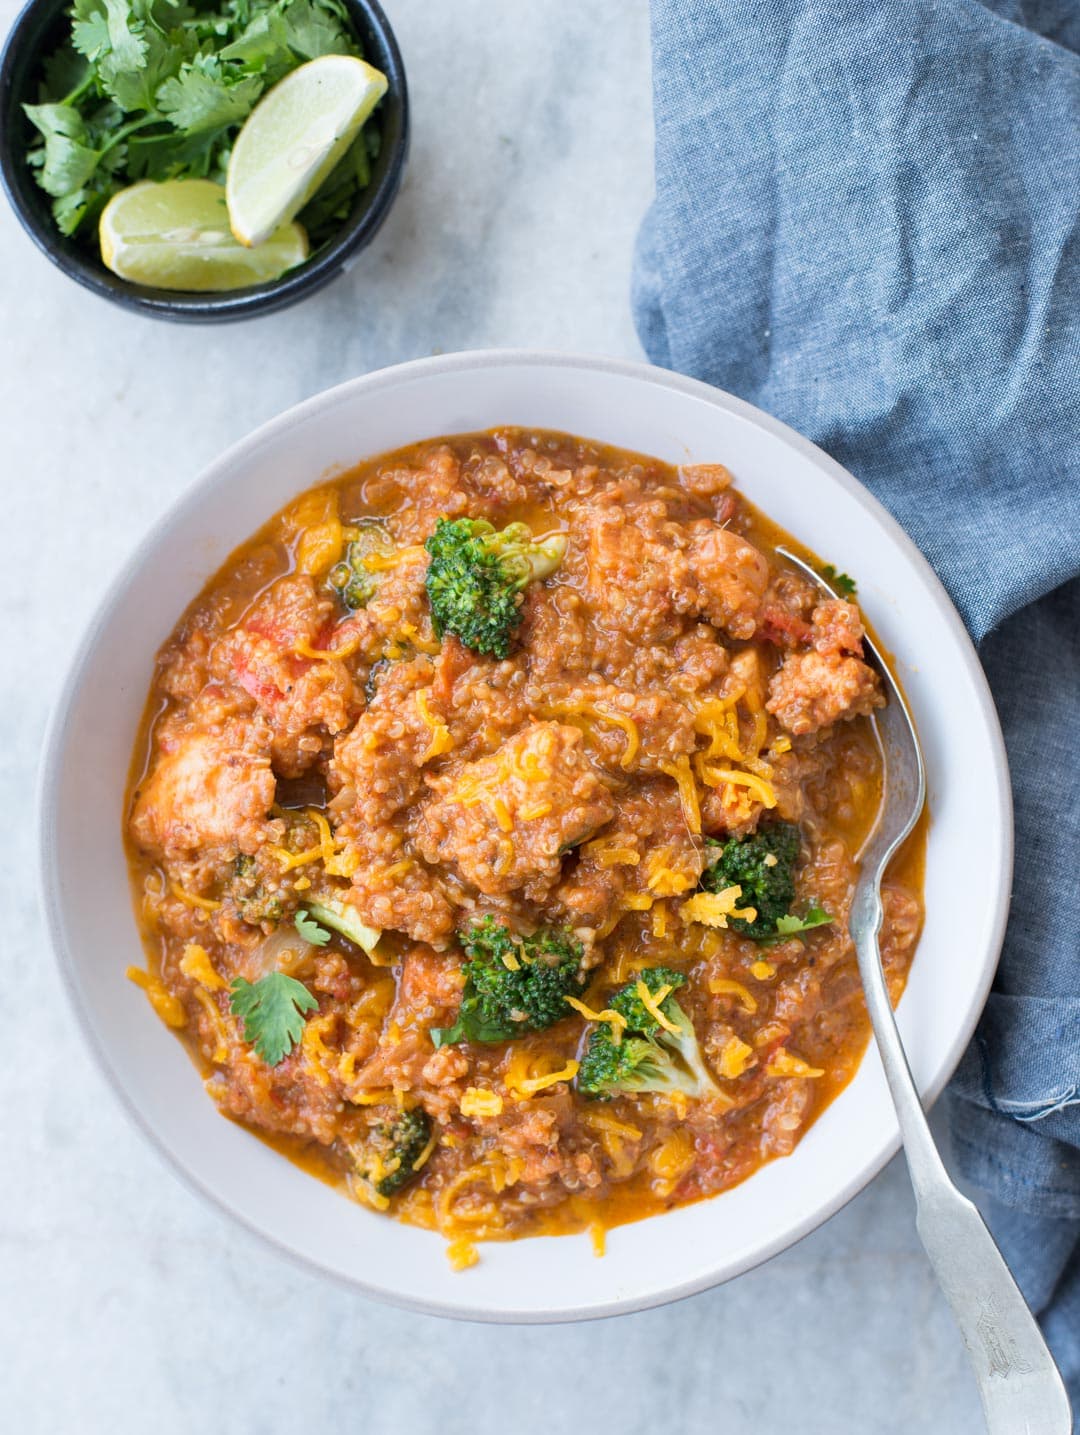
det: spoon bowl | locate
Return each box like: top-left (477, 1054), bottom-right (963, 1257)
top-left (777, 546), bottom-right (1071, 1435)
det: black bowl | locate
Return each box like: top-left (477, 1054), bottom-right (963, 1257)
top-left (0, 0), bottom-right (408, 321)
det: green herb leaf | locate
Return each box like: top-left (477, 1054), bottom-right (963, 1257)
top-left (23, 103), bottom-right (100, 196)
top-left (282, 0), bottom-right (351, 59)
top-left (229, 972), bottom-right (318, 1064)
top-left (761, 906), bottom-right (834, 943)
top-left (157, 55), bottom-right (263, 133)
top-left (820, 565), bottom-right (857, 598)
top-left (295, 908), bottom-right (331, 946)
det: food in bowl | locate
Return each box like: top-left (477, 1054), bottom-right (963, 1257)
top-left (124, 426), bottom-right (925, 1261)
top-left (22, 0), bottom-right (386, 290)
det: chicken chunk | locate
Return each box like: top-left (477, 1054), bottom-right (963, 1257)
top-left (212, 574), bottom-right (360, 775)
top-left (683, 520), bottom-right (769, 639)
top-left (415, 722), bottom-right (615, 899)
top-left (766, 650), bottom-right (882, 735)
top-left (130, 722), bottom-right (275, 857)
top-left (809, 599), bottom-right (865, 656)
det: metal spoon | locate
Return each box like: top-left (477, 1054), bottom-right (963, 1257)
top-left (776, 547), bottom-right (1071, 1435)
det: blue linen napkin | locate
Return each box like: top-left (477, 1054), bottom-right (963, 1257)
top-left (632, 0), bottom-right (1080, 1410)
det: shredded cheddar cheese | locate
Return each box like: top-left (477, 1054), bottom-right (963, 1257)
top-left (750, 959), bottom-right (777, 981)
top-left (169, 882), bottom-right (222, 912)
top-left (699, 766), bottom-right (778, 808)
top-left (634, 980), bottom-right (681, 1037)
top-left (681, 887), bottom-right (758, 929)
top-left (657, 755), bottom-right (702, 835)
top-left (287, 488), bottom-right (344, 575)
top-left (564, 996), bottom-right (628, 1040)
top-left (301, 1013), bottom-right (337, 1086)
top-left (707, 977), bottom-right (758, 1014)
top-left (649, 1129), bottom-right (696, 1187)
top-left (360, 545), bottom-right (425, 573)
top-left (179, 942), bottom-right (226, 991)
top-left (269, 808), bottom-right (358, 879)
top-left (511, 1059), bottom-right (580, 1096)
top-left (460, 1088), bottom-right (504, 1118)
top-left (718, 1035), bottom-right (755, 1079)
top-left (191, 985), bottom-right (229, 1063)
top-left (446, 1238), bottom-right (479, 1272)
top-left (539, 700), bottom-right (639, 769)
top-left (581, 1110), bottom-right (643, 1141)
top-left (293, 633), bottom-right (362, 662)
top-left (126, 966), bottom-right (186, 1027)
top-left (767, 1049), bottom-right (825, 1079)
top-left (415, 689), bottom-right (454, 763)
top-left (397, 620), bottom-right (441, 655)
top-left (622, 892), bottom-right (654, 912)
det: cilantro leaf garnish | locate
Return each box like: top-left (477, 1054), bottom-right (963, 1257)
top-left (23, 0), bottom-right (383, 252)
top-left (295, 908), bottom-right (331, 946)
top-left (819, 565), bottom-right (858, 598)
top-left (759, 906), bottom-right (834, 944)
top-left (229, 972), bottom-right (318, 1064)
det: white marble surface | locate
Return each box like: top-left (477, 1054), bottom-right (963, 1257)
top-left (0, 1), bottom-right (983, 1429)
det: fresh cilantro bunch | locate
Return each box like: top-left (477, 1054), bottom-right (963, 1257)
top-left (23, 0), bottom-right (382, 245)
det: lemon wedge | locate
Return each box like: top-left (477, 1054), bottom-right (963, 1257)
top-left (226, 54), bottom-right (387, 248)
top-left (99, 179), bottom-right (308, 291)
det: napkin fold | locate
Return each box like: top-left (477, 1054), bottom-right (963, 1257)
top-left (633, 0), bottom-right (1080, 1409)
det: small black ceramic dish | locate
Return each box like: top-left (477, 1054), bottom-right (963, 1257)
top-left (0, 0), bottom-right (408, 322)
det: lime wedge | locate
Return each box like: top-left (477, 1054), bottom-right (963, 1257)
top-left (99, 179), bottom-right (308, 292)
top-left (226, 55), bottom-right (387, 248)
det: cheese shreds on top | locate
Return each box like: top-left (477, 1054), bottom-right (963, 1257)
top-left (700, 766), bottom-right (777, 809)
top-left (460, 1088), bottom-right (504, 1119)
top-left (179, 942), bottom-right (226, 991)
top-left (767, 1048), bottom-right (825, 1079)
top-left (191, 986), bottom-right (229, 1063)
top-left (565, 996), bottom-right (628, 1041)
top-left (681, 886), bottom-right (758, 929)
top-left (718, 1035), bottom-right (755, 1079)
top-left (513, 1060), bottom-right (580, 1096)
top-left (707, 977), bottom-right (758, 1014)
top-left (126, 966), bottom-right (186, 1028)
top-left (293, 632), bottom-right (362, 662)
top-left (446, 1238), bottom-right (479, 1272)
top-left (539, 700), bottom-right (639, 769)
top-left (658, 755), bottom-right (702, 835)
top-left (634, 980), bottom-right (681, 1037)
top-left (415, 688), bottom-right (454, 764)
top-left (169, 882), bottom-right (222, 912)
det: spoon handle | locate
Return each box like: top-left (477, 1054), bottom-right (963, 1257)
top-left (854, 911), bottom-right (1072, 1434)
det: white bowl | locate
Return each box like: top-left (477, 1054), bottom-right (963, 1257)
top-left (38, 350), bottom-right (1011, 1322)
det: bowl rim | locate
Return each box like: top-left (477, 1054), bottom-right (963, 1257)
top-left (0, 0), bottom-right (409, 322)
top-left (36, 348), bottom-right (1013, 1321)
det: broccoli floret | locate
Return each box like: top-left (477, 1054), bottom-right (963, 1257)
top-left (430, 917), bottom-right (586, 1047)
top-left (304, 898), bottom-right (382, 956)
top-left (329, 522), bottom-right (393, 610)
top-left (363, 1109), bottom-right (432, 1198)
top-left (699, 822), bottom-right (802, 940)
top-left (424, 517), bottom-right (567, 658)
top-left (228, 854), bottom-right (283, 928)
top-left (577, 967), bottom-right (720, 1101)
